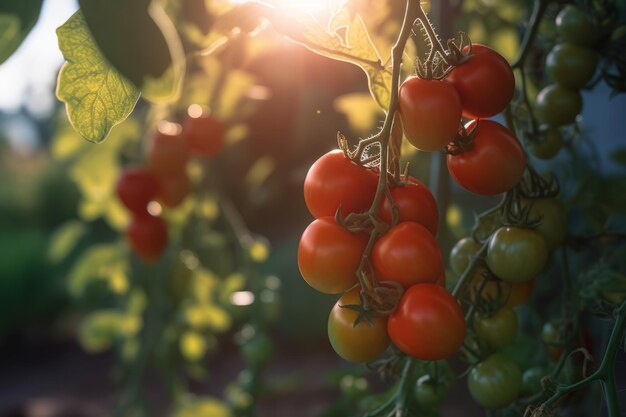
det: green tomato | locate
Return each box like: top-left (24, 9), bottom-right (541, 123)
top-left (522, 366), bottom-right (545, 396)
top-left (530, 127), bottom-right (563, 160)
top-left (556, 5), bottom-right (599, 47)
top-left (487, 227), bottom-right (548, 283)
top-left (449, 237), bottom-right (482, 276)
top-left (414, 376), bottom-right (448, 407)
top-left (527, 198), bottom-right (567, 251)
top-left (473, 307), bottom-right (518, 350)
top-left (535, 84), bottom-right (582, 127)
top-left (546, 43), bottom-right (598, 90)
top-left (467, 354), bottom-right (522, 409)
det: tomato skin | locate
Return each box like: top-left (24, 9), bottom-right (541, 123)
top-left (449, 237), bottom-right (482, 276)
top-left (414, 379), bottom-right (447, 407)
top-left (444, 44), bottom-right (515, 119)
top-left (530, 127), bottom-right (563, 160)
top-left (127, 214), bottom-right (168, 263)
top-left (298, 217), bottom-right (367, 294)
top-left (378, 176), bottom-right (439, 235)
top-left (468, 354), bottom-right (522, 409)
top-left (474, 307), bottom-right (518, 350)
top-left (327, 288), bottom-right (389, 362)
top-left (156, 171), bottom-right (190, 208)
top-left (535, 84), bottom-right (582, 126)
top-left (487, 227), bottom-right (548, 283)
top-left (372, 222), bottom-right (444, 288)
top-left (304, 150), bottom-right (378, 218)
top-left (447, 120), bottom-right (526, 196)
top-left (183, 115), bottom-right (226, 158)
top-left (527, 198), bottom-right (567, 251)
top-left (556, 5), bottom-right (598, 47)
top-left (388, 283), bottom-right (465, 360)
top-left (522, 366), bottom-right (545, 396)
top-left (398, 77), bottom-right (462, 151)
top-left (145, 130), bottom-right (189, 176)
top-left (116, 167), bottom-right (160, 214)
top-left (546, 43), bottom-right (598, 90)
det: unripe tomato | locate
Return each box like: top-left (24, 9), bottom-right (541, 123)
top-left (156, 170), bottom-right (190, 208)
top-left (535, 84), bottom-right (582, 127)
top-left (304, 150), bottom-right (378, 218)
top-left (398, 77), bottom-right (462, 151)
top-left (474, 307), bottom-right (518, 350)
top-left (530, 128), bottom-right (563, 160)
top-left (183, 115), bottom-right (226, 157)
top-left (522, 366), bottom-right (545, 396)
top-left (546, 43), bottom-right (598, 90)
top-left (116, 167), bottom-right (159, 214)
top-left (127, 213), bottom-right (168, 263)
top-left (449, 237), bottom-right (482, 276)
top-left (467, 273), bottom-right (535, 307)
top-left (388, 283), bottom-right (465, 360)
top-left (372, 222), bottom-right (444, 288)
top-left (447, 120), bottom-right (526, 195)
top-left (298, 217), bottom-right (367, 294)
top-left (327, 288), bottom-right (389, 362)
top-left (527, 198), bottom-right (567, 251)
top-left (414, 377), bottom-right (448, 407)
top-left (145, 130), bottom-right (189, 176)
top-left (556, 5), bottom-right (599, 47)
top-left (378, 176), bottom-right (439, 235)
top-left (467, 354), bottom-right (522, 409)
top-left (444, 44), bottom-right (515, 119)
top-left (487, 227), bottom-right (548, 283)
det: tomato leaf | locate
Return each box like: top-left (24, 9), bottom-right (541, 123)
top-left (47, 220), bottom-right (87, 264)
top-left (56, 11), bottom-right (140, 143)
top-left (78, 0), bottom-right (185, 102)
top-left (0, 0), bottom-right (43, 64)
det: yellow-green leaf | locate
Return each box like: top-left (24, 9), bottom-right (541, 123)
top-left (47, 220), bottom-right (87, 263)
top-left (56, 11), bottom-right (140, 143)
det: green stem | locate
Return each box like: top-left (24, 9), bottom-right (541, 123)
top-left (511, 0), bottom-right (549, 69)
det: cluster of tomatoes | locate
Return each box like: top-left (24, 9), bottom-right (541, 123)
top-left (116, 113), bottom-right (225, 262)
top-left (297, 149), bottom-right (465, 363)
top-left (398, 44), bottom-right (526, 196)
top-left (531, 5), bottom-right (600, 160)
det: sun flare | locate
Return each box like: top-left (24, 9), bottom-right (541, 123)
top-left (231, 0), bottom-right (330, 13)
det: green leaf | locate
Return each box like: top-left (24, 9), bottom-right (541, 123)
top-left (78, 0), bottom-right (185, 102)
top-left (47, 220), bottom-right (87, 264)
top-left (0, 0), bottom-right (43, 64)
top-left (67, 243), bottom-right (128, 297)
top-left (56, 11), bottom-right (140, 143)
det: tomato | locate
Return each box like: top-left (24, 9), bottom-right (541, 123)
top-left (127, 213), bottom-right (168, 263)
top-left (156, 170), bottom-right (190, 208)
top-left (534, 84), bottom-right (582, 127)
top-left (145, 130), bottom-right (189, 176)
top-left (556, 5), bottom-right (599, 47)
top-left (474, 307), bottom-right (518, 350)
top-left (378, 176), bottom-right (439, 235)
top-left (304, 150), bottom-right (378, 218)
top-left (449, 237), bottom-right (481, 276)
top-left (298, 217), bottom-right (367, 294)
top-left (372, 222), bottom-right (444, 288)
top-left (546, 43), bottom-right (598, 90)
top-left (487, 227), bottom-right (548, 283)
top-left (116, 167), bottom-right (159, 214)
top-left (398, 77), bottom-right (462, 151)
top-left (327, 288), bottom-right (389, 362)
top-left (387, 283), bottom-right (465, 360)
top-left (414, 376), bottom-right (448, 407)
top-left (468, 273), bottom-right (534, 307)
top-left (183, 115), bottom-right (226, 158)
top-left (521, 366), bottom-right (545, 396)
top-left (444, 44), bottom-right (515, 119)
top-left (530, 127), bottom-right (563, 160)
top-left (467, 354), bottom-right (522, 409)
top-left (527, 198), bottom-right (567, 251)
top-left (504, 279), bottom-right (534, 307)
top-left (447, 120), bottom-right (526, 195)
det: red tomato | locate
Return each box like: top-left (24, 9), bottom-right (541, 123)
top-left (378, 176), bottom-right (439, 235)
top-left (116, 167), bottom-right (159, 214)
top-left (372, 222), bottom-right (444, 288)
top-left (298, 217), bottom-right (367, 294)
top-left (398, 77), bottom-right (462, 151)
top-left (304, 150), bottom-right (378, 218)
top-left (447, 120), bottom-right (526, 195)
top-left (388, 283), bottom-right (466, 360)
top-left (127, 214), bottom-right (168, 263)
top-left (444, 44), bottom-right (515, 119)
top-left (145, 130), bottom-right (189, 176)
top-left (183, 115), bottom-right (226, 158)
top-left (156, 170), bottom-right (190, 208)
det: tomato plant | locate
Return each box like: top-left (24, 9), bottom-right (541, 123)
top-left (534, 84), bottom-right (583, 127)
top-left (546, 43), bottom-right (598, 90)
top-left (487, 227), bottom-right (548, 283)
top-left (529, 127), bottom-right (563, 160)
top-left (474, 307), bottom-right (518, 350)
top-left (116, 167), bottom-right (160, 214)
top-left (449, 237), bottom-right (482, 276)
top-left (378, 176), bottom-right (439, 235)
top-left (126, 213), bottom-right (168, 263)
top-left (467, 354), bottom-right (522, 409)
top-left (527, 198), bottom-right (568, 251)
top-left (555, 5), bottom-right (599, 47)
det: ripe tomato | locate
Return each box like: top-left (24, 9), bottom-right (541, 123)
top-left (378, 176), bottom-right (439, 235)
top-left (145, 130), bottom-right (189, 176)
top-left (444, 44), bottom-right (515, 119)
top-left (156, 170), bottom-right (190, 208)
top-left (449, 237), bottom-right (482, 276)
top-left (298, 217), bottom-right (367, 294)
top-left (398, 77), bottom-right (462, 151)
top-left (447, 120), bottom-right (526, 195)
top-left (116, 167), bottom-right (159, 214)
top-left (534, 84), bottom-right (582, 127)
top-left (127, 213), bottom-right (168, 263)
top-left (372, 222), bottom-right (444, 288)
top-left (474, 307), bottom-right (518, 350)
top-left (486, 227), bottom-right (548, 283)
top-left (527, 198), bottom-right (567, 251)
top-left (467, 354), bottom-right (522, 409)
top-left (546, 43), bottom-right (598, 90)
top-left (556, 5), bottom-right (599, 47)
top-left (530, 127), bottom-right (563, 160)
top-left (304, 150), bottom-right (378, 219)
top-left (183, 115), bottom-right (226, 158)
top-left (327, 288), bottom-right (389, 362)
top-left (387, 283), bottom-right (465, 360)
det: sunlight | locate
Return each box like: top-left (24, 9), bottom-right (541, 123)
top-left (231, 0), bottom-right (329, 13)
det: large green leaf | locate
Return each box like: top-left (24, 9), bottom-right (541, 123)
top-left (56, 11), bottom-right (140, 143)
top-left (78, 0), bottom-right (185, 102)
top-left (0, 0), bottom-right (43, 64)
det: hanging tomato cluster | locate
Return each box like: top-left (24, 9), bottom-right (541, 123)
top-left (116, 114), bottom-right (225, 262)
